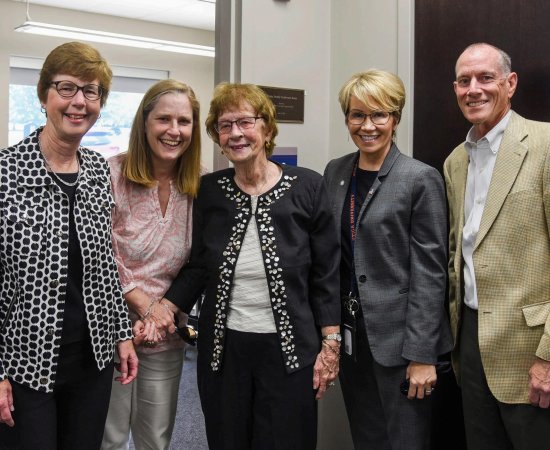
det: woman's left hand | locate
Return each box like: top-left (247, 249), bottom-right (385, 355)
top-left (115, 339), bottom-right (139, 385)
top-left (405, 361), bottom-right (437, 400)
top-left (313, 339), bottom-right (340, 400)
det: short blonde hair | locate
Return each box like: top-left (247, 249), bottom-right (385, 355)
top-left (339, 69), bottom-right (406, 124)
top-left (205, 83), bottom-right (278, 157)
top-left (38, 42), bottom-right (112, 108)
top-left (123, 79), bottom-right (202, 196)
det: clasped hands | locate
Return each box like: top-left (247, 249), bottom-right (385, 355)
top-left (132, 297), bottom-right (178, 346)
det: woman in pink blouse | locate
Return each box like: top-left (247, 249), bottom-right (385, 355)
top-left (101, 79), bottom-right (204, 450)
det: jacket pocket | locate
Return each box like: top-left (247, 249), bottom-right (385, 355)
top-left (3, 202), bottom-right (46, 255)
top-left (522, 301), bottom-right (550, 327)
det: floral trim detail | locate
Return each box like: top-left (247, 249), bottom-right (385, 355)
top-left (211, 175), bottom-right (298, 371)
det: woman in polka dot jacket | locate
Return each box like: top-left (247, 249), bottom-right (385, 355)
top-left (0, 42), bottom-right (138, 450)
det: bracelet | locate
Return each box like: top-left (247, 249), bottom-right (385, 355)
top-left (140, 299), bottom-right (157, 321)
top-left (320, 354), bottom-right (338, 373)
top-left (322, 340), bottom-right (341, 358)
top-left (159, 300), bottom-right (174, 315)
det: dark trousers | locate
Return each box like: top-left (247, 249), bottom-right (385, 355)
top-left (0, 341), bottom-right (114, 450)
top-left (198, 329), bottom-right (317, 450)
top-left (339, 315), bottom-right (431, 450)
top-left (460, 305), bottom-right (550, 450)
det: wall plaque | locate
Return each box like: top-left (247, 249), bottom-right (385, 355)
top-left (258, 85), bottom-right (304, 123)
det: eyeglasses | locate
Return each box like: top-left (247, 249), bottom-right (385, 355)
top-left (50, 80), bottom-right (104, 101)
top-left (347, 110), bottom-right (393, 126)
top-left (454, 75), bottom-right (507, 89)
top-left (215, 116), bottom-right (263, 134)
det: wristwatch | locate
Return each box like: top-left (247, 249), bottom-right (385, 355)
top-left (322, 333), bottom-right (342, 342)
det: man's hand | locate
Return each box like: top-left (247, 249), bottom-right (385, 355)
top-left (528, 358), bottom-right (550, 408)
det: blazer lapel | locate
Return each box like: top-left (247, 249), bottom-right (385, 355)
top-left (357, 144), bottom-right (400, 221)
top-left (330, 153), bottom-right (358, 238)
top-left (475, 115), bottom-right (528, 249)
top-left (452, 150), bottom-right (469, 255)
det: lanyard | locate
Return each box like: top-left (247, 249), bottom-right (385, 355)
top-left (348, 162), bottom-right (360, 297)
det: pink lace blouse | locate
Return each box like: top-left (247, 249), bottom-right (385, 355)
top-left (109, 153), bottom-right (203, 353)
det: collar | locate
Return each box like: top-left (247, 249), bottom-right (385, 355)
top-left (465, 110), bottom-right (512, 157)
top-left (16, 127), bottom-right (108, 188)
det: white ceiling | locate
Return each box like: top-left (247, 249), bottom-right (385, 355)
top-left (12, 0), bottom-right (216, 31)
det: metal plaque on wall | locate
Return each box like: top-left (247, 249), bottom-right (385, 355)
top-left (258, 85), bottom-right (304, 123)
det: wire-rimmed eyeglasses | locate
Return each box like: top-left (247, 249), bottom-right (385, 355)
top-left (50, 80), bottom-right (104, 101)
top-left (347, 110), bottom-right (393, 126)
top-left (215, 116), bottom-right (263, 134)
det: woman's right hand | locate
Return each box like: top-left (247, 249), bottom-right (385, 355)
top-left (0, 379), bottom-right (14, 427)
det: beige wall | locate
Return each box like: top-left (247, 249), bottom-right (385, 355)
top-left (0, 0), bottom-right (215, 168)
top-left (330, 0), bottom-right (415, 160)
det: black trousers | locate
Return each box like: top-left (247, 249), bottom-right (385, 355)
top-left (460, 305), bottom-right (550, 450)
top-left (198, 329), bottom-right (317, 450)
top-left (0, 340), bottom-right (114, 450)
top-left (339, 313), bottom-right (431, 450)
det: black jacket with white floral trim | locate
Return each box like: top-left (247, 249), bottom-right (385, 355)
top-left (165, 164), bottom-right (341, 374)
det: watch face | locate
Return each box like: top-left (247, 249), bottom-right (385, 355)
top-left (324, 334), bottom-right (341, 342)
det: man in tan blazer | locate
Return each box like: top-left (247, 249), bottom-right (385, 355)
top-left (444, 42), bottom-right (550, 450)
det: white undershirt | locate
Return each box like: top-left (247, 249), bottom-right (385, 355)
top-left (227, 195), bottom-right (277, 333)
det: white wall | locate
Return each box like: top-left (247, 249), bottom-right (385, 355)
top-left (238, 0), bottom-right (413, 175)
top-left (240, 0), bottom-right (332, 174)
top-left (330, 0), bottom-right (415, 160)
top-left (0, 0), bottom-right (215, 169)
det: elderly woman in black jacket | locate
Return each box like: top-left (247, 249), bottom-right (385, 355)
top-left (157, 82), bottom-right (341, 450)
top-left (0, 42), bottom-right (137, 450)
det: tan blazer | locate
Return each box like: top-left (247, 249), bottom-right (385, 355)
top-left (444, 111), bottom-right (550, 404)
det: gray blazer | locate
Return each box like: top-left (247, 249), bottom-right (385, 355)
top-left (324, 145), bottom-right (452, 367)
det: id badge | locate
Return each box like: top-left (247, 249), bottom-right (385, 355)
top-left (343, 322), bottom-right (356, 361)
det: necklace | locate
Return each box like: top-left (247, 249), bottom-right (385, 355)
top-left (39, 134), bottom-right (81, 187)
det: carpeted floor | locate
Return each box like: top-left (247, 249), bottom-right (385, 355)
top-left (129, 346), bottom-right (208, 450)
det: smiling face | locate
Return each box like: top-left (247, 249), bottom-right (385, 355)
top-left (145, 92), bottom-right (194, 171)
top-left (44, 74), bottom-right (101, 144)
top-left (454, 45), bottom-right (517, 138)
top-left (347, 95), bottom-right (396, 169)
top-left (217, 102), bottom-right (271, 166)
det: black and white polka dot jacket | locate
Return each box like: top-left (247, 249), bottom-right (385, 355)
top-left (0, 128), bottom-right (133, 393)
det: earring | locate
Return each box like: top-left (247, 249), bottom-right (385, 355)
top-left (41, 106), bottom-right (47, 117)
top-left (98, 113), bottom-right (102, 119)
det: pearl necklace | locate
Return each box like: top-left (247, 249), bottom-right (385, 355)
top-left (39, 134), bottom-right (81, 187)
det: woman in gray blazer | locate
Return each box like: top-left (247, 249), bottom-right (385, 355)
top-left (323, 70), bottom-right (452, 450)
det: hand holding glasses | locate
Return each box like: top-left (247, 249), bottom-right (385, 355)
top-left (173, 313), bottom-right (198, 346)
